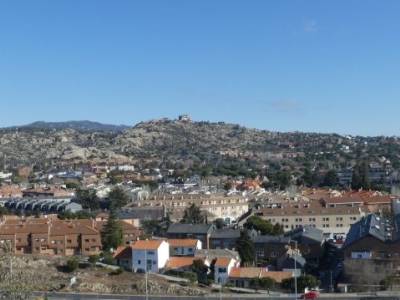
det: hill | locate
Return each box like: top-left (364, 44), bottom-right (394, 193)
top-left (7, 120), bottom-right (129, 133)
top-left (0, 117), bottom-right (399, 178)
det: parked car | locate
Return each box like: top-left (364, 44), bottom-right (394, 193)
top-left (300, 291), bottom-right (319, 299)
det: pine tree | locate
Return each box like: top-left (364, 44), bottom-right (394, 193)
top-left (101, 210), bottom-right (123, 252)
top-left (181, 204), bottom-right (205, 224)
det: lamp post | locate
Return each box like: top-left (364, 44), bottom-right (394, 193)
top-left (291, 240), bottom-right (298, 300)
top-left (145, 248), bottom-right (148, 300)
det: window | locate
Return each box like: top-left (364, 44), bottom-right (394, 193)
top-left (218, 268), bottom-right (227, 273)
top-left (336, 217), bottom-right (343, 221)
top-left (188, 248), bottom-right (193, 252)
top-left (147, 251), bottom-right (155, 255)
top-left (67, 240), bottom-right (72, 243)
top-left (137, 260), bottom-right (141, 265)
top-left (256, 249), bottom-right (264, 258)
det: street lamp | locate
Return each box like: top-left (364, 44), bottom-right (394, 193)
top-left (290, 240), bottom-right (298, 300)
top-left (145, 248), bottom-right (148, 300)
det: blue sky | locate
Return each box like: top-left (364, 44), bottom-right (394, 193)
top-left (0, 1), bottom-right (399, 136)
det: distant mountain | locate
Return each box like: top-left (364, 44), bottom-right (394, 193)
top-left (0, 117), bottom-right (399, 174)
top-left (9, 120), bottom-right (130, 133)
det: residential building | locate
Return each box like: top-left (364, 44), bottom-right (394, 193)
top-left (167, 223), bottom-right (215, 249)
top-left (258, 201), bottom-right (364, 239)
top-left (138, 194), bottom-right (249, 222)
top-left (168, 239), bottom-right (202, 256)
top-left (195, 248), bottom-right (241, 263)
top-left (254, 227), bottom-right (324, 269)
top-left (228, 267), bottom-right (293, 288)
top-left (276, 249), bottom-right (306, 277)
top-left (214, 257), bottom-right (240, 285)
top-left (131, 240), bottom-right (170, 273)
top-left (0, 218), bottom-right (101, 256)
top-left (0, 217), bottom-right (141, 256)
top-left (210, 228), bottom-right (240, 250)
top-left (165, 256), bottom-right (208, 272)
top-left (342, 214), bottom-right (400, 285)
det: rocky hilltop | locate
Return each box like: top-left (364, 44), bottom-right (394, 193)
top-left (0, 118), bottom-right (399, 172)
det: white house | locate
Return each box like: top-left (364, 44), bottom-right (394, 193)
top-left (214, 257), bottom-right (240, 285)
top-left (132, 240), bottom-right (170, 273)
top-left (168, 239), bottom-right (202, 256)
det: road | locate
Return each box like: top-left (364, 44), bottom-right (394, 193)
top-left (31, 292), bottom-right (400, 300)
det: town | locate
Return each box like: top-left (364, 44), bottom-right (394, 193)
top-left (1, 145), bottom-right (400, 299)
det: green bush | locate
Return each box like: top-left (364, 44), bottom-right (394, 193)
top-left (109, 267), bottom-right (124, 276)
top-left (66, 257), bottom-right (79, 272)
top-left (88, 254), bottom-right (100, 265)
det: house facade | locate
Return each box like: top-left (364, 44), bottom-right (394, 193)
top-left (168, 239), bottom-right (202, 256)
top-left (131, 240), bottom-right (170, 273)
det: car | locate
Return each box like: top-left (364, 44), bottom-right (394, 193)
top-left (300, 291), bottom-right (319, 299)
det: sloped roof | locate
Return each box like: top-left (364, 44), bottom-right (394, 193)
top-left (343, 214), bottom-right (389, 248)
top-left (132, 240), bottom-right (164, 250)
top-left (229, 267), bottom-right (262, 278)
top-left (259, 270), bottom-right (293, 283)
top-left (210, 229), bottom-right (240, 239)
top-left (214, 257), bottom-right (233, 267)
top-left (166, 257), bottom-right (198, 270)
top-left (167, 223), bottom-right (214, 235)
top-left (168, 239), bottom-right (199, 247)
top-left (254, 235), bottom-right (290, 244)
top-left (229, 267), bottom-right (292, 283)
top-left (113, 246), bottom-right (132, 260)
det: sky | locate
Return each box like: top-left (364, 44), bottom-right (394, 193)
top-left (0, 1), bottom-right (400, 136)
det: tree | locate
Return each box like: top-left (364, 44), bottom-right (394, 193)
top-left (272, 223), bottom-right (284, 235)
top-left (281, 274), bottom-right (320, 292)
top-left (236, 231), bottom-right (255, 266)
top-left (108, 187), bottom-right (130, 210)
top-left (191, 259), bottom-right (209, 285)
top-left (101, 210), bottom-right (123, 252)
top-left (244, 216), bottom-right (282, 235)
top-left (75, 188), bottom-right (99, 210)
top-left (272, 170), bottom-right (291, 190)
top-left (250, 277), bottom-right (276, 292)
top-left (66, 256), bottom-right (79, 272)
top-left (352, 161), bottom-right (370, 190)
top-left (301, 168), bottom-right (314, 187)
top-left (88, 255), bottom-right (100, 266)
top-left (214, 218), bottom-right (225, 229)
top-left (0, 206), bottom-right (9, 217)
top-left (322, 170), bottom-right (339, 187)
top-left (181, 204), bottom-right (205, 224)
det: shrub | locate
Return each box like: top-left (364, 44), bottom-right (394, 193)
top-left (109, 267), bottom-right (124, 276)
top-left (88, 254), bottom-right (100, 265)
top-left (66, 257), bottom-right (79, 272)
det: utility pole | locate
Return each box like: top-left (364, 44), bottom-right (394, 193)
top-left (145, 248), bottom-right (148, 300)
top-left (292, 240), bottom-right (298, 300)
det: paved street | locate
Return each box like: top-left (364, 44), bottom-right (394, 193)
top-left (32, 292), bottom-right (400, 300)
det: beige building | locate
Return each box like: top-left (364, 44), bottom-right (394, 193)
top-left (257, 201), bottom-right (365, 238)
top-left (137, 194), bottom-right (249, 222)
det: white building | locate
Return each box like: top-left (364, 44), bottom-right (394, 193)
top-left (214, 257), bottom-right (240, 285)
top-left (168, 239), bottom-right (202, 256)
top-left (132, 240), bottom-right (170, 273)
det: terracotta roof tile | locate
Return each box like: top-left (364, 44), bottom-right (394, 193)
top-left (168, 239), bottom-right (199, 247)
top-left (166, 257), bottom-right (198, 269)
top-left (215, 257), bottom-right (232, 267)
top-left (132, 240), bottom-right (163, 250)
